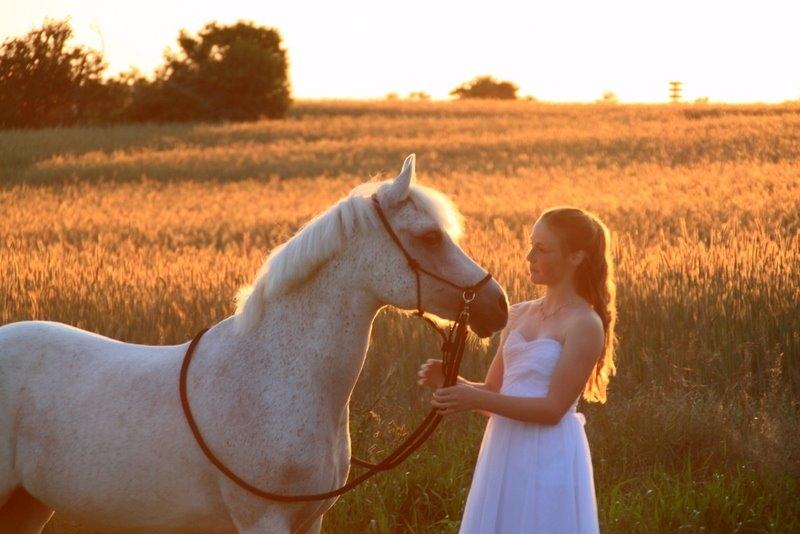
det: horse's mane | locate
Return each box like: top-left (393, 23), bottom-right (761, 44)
top-left (233, 180), bottom-right (464, 333)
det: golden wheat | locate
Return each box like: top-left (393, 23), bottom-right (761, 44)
top-left (1, 100), bottom-right (797, 533)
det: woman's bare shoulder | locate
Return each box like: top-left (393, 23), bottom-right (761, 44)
top-left (564, 304), bottom-right (604, 341)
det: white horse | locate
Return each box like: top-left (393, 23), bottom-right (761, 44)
top-left (0, 154), bottom-right (508, 533)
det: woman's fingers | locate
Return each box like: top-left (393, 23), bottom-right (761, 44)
top-left (430, 397), bottom-right (448, 408)
top-left (417, 360), bottom-right (445, 388)
top-left (418, 361), bottom-right (442, 375)
top-left (432, 395), bottom-right (456, 413)
top-left (431, 394), bottom-right (456, 407)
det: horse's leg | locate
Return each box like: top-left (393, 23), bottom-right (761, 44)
top-left (227, 507), bottom-right (323, 534)
top-left (222, 492), bottom-right (291, 534)
top-left (299, 515), bottom-right (322, 534)
top-left (0, 487), bottom-right (54, 533)
top-left (231, 511), bottom-right (291, 534)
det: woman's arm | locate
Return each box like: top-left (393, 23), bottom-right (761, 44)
top-left (459, 300), bottom-right (520, 415)
top-left (431, 302), bottom-right (524, 416)
top-left (457, 348), bottom-right (504, 416)
top-left (432, 312), bottom-right (605, 424)
top-left (420, 302), bottom-right (519, 392)
top-left (474, 314), bottom-right (600, 422)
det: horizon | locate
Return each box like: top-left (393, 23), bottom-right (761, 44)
top-left (2, 0), bottom-right (799, 104)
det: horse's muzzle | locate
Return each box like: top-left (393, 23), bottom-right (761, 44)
top-left (468, 279), bottom-right (509, 338)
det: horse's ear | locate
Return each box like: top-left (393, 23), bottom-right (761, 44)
top-left (384, 153), bottom-right (416, 205)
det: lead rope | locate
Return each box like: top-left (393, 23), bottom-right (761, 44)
top-left (349, 298), bottom-right (471, 470)
top-left (179, 296), bottom-right (475, 502)
top-left (179, 192), bottom-right (493, 502)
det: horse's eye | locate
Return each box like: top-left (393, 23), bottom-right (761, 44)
top-left (420, 230), bottom-right (442, 246)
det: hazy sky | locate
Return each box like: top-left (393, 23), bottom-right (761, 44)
top-left (2, 0), bottom-right (798, 102)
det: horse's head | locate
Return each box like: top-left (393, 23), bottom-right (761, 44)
top-left (234, 154), bottom-right (508, 338)
top-left (356, 154), bottom-right (508, 338)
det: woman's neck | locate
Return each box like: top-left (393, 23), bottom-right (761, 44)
top-left (543, 281), bottom-right (581, 309)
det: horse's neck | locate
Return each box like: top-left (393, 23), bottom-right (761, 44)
top-left (223, 253), bottom-right (382, 412)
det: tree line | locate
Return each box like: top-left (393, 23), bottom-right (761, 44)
top-left (0, 19), bottom-right (292, 129)
top-left (0, 19), bottom-right (528, 130)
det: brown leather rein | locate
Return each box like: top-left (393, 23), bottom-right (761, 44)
top-left (178, 193), bottom-right (493, 502)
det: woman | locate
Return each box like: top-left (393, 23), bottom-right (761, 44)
top-left (418, 206), bottom-right (617, 533)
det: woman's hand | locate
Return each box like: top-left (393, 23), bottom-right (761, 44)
top-left (417, 358), bottom-right (445, 388)
top-left (431, 384), bottom-right (484, 415)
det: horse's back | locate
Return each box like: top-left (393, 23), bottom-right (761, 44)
top-left (0, 320), bottom-right (173, 403)
top-left (0, 321), bottom-right (88, 465)
top-left (0, 318), bottom-right (183, 462)
top-left (0, 321), bottom-right (229, 530)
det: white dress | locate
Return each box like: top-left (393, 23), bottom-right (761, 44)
top-left (458, 329), bottom-right (600, 533)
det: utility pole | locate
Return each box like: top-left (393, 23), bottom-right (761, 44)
top-left (669, 81), bottom-right (683, 103)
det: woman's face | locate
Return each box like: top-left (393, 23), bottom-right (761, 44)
top-left (526, 219), bottom-right (568, 285)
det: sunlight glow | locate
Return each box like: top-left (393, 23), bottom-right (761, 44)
top-left (2, 0), bottom-right (798, 103)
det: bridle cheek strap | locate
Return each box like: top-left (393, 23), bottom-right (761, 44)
top-left (369, 193), bottom-right (494, 325)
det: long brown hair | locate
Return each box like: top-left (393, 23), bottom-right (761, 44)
top-left (539, 207), bottom-right (618, 403)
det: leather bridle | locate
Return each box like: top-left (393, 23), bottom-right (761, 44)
top-left (369, 193), bottom-right (493, 324)
top-left (178, 192), bottom-right (495, 502)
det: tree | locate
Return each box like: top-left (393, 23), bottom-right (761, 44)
top-left (0, 19), bottom-right (110, 128)
top-left (598, 91), bottom-right (619, 104)
top-left (127, 21), bottom-right (292, 122)
top-left (449, 75), bottom-right (519, 100)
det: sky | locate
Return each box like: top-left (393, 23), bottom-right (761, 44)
top-left (2, 0), bottom-right (799, 103)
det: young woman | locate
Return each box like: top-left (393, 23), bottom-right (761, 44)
top-left (418, 206), bottom-right (617, 533)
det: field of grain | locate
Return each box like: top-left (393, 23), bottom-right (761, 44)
top-left (2, 100), bottom-right (799, 532)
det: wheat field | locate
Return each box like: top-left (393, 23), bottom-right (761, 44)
top-left (2, 100), bottom-right (799, 532)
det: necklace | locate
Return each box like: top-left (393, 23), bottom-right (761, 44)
top-left (537, 298), bottom-right (579, 321)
